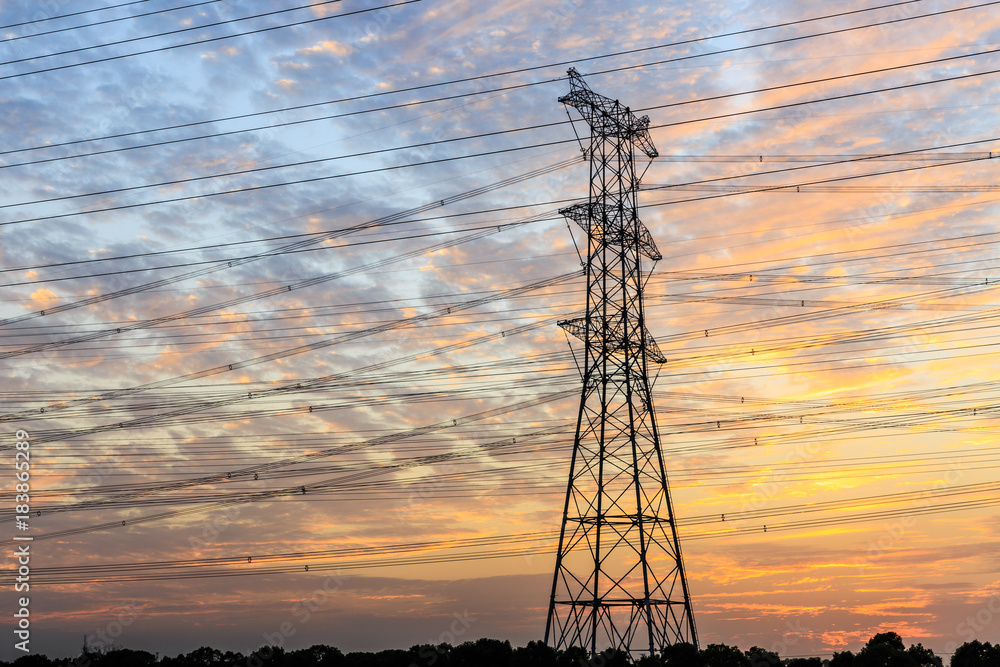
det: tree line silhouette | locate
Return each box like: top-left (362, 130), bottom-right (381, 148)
top-left (3, 632), bottom-right (998, 667)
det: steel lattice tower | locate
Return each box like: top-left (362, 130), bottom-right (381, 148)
top-left (545, 68), bottom-right (698, 660)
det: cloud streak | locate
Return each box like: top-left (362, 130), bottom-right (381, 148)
top-left (2, 0), bottom-right (1000, 661)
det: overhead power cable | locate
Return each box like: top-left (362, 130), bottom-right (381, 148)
top-left (0, 139), bottom-right (575, 228)
top-left (640, 151), bottom-right (993, 210)
top-left (6, 238), bottom-right (995, 371)
top-left (4, 125), bottom-right (994, 238)
top-left (643, 60), bottom-right (1000, 133)
top-left (0, 152), bottom-right (992, 365)
top-left (10, 531), bottom-right (559, 584)
top-left (0, 0), bottom-right (149, 31)
top-left (10, 391), bottom-right (576, 539)
top-left (587, 2), bottom-right (1000, 94)
top-left (0, 0), bottom-right (928, 157)
top-left (0, 1), bottom-right (421, 83)
top-left (655, 152), bottom-right (997, 163)
top-left (0, 125), bottom-right (573, 210)
top-left (0, 221), bottom-right (573, 288)
top-left (0, 207), bottom-right (568, 277)
top-left (683, 492), bottom-right (1000, 541)
top-left (0, 225), bottom-right (545, 355)
top-left (16, 480), bottom-right (1000, 581)
top-left (646, 183), bottom-right (1000, 194)
top-left (0, 270), bottom-right (577, 431)
top-left (10, 348), bottom-right (572, 424)
top-left (22, 424), bottom-right (569, 517)
top-left (0, 138), bottom-right (994, 289)
top-left (1, 0), bottom-right (220, 44)
top-left (1, 1), bottom-right (340, 66)
top-left (6, 32), bottom-right (1000, 179)
top-left (0, 157), bottom-right (575, 326)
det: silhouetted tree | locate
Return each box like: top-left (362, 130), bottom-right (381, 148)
top-left (88, 649), bottom-right (156, 667)
top-left (0, 635), bottom-right (960, 667)
top-left (163, 646), bottom-right (226, 666)
top-left (512, 640), bottom-right (558, 667)
top-left (344, 649), bottom-right (410, 667)
top-left (869, 634), bottom-right (907, 653)
top-left (831, 650), bottom-right (857, 667)
top-left (661, 642), bottom-right (703, 667)
top-left (229, 651), bottom-right (249, 666)
top-left (247, 645), bottom-right (286, 666)
top-left (906, 643), bottom-right (941, 667)
top-left (287, 644), bottom-right (346, 666)
top-left (636, 653), bottom-right (665, 667)
top-left (557, 646), bottom-right (589, 667)
top-left (451, 639), bottom-right (512, 667)
top-left (950, 640), bottom-right (1000, 667)
top-left (744, 646), bottom-right (780, 667)
top-left (854, 632), bottom-right (942, 667)
top-left (701, 643), bottom-right (750, 667)
top-left (11, 657), bottom-right (54, 667)
top-left (787, 659), bottom-right (822, 667)
top-left (857, 641), bottom-right (914, 667)
top-left (408, 643), bottom-right (452, 667)
top-left (586, 648), bottom-right (630, 667)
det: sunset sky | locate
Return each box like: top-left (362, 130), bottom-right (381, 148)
top-left (2, 0), bottom-right (1000, 661)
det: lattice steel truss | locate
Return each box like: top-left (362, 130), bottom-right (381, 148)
top-left (545, 68), bottom-right (698, 660)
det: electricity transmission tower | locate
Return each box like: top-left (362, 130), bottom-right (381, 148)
top-left (545, 68), bottom-right (698, 660)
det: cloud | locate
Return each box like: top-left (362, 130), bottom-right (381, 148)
top-left (4, 0), bottom-right (1000, 662)
top-left (297, 40), bottom-right (353, 58)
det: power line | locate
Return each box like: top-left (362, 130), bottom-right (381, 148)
top-left (0, 139), bottom-right (575, 227)
top-left (18, 480), bottom-right (1000, 582)
top-left (586, 1), bottom-right (1000, 91)
top-left (1, 145), bottom-right (994, 284)
top-left (8, 230), bottom-right (997, 372)
top-left (2, 1), bottom-right (339, 67)
top-left (16, 531), bottom-right (559, 584)
top-left (7, 18), bottom-right (1000, 179)
top-left (2, 226), bottom-right (559, 358)
top-left (640, 151), bottom-right (994, 211)
top-left (0, 125), bottom-right (571, 211)
top-left (22, 425), bottom-right (568, 516)
top-left (0, 0), bottom-right (149, 31)
top-left (0, 221), bottom-right (569, 288)
top-left (0, 130), bottom-right (1000, 250)
top-left (0, 270), bottom-right (576, 427)
top-left (11, 391), bottom-right (576, 539)
top-left (10, 37), bottom-right (1000, 208)
top-left (0, 0), bottom-right (220, 44)
top-left (0, 1), bottom-right (421, 82)
top-left (0, 0), bottom-right (927, 157)
top-left (644, 61), bottom-right (1000, 133)
top-left (0, 157), bottom-right (573, 325)
top-left (6, 76), bottom-right (998, 233)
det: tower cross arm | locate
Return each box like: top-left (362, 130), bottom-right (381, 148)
top-left (559, 202), bottom-right (662, 261)
top-left (558, 68), bottom-right (658, 158)
top-left (558, 316), bottom-right (667, 364)
top-left (631, 115), bottom-right (658, 159)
